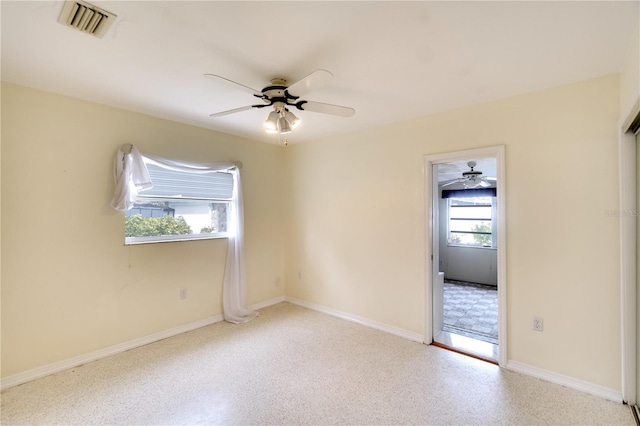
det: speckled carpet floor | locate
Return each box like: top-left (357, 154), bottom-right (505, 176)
top-left (0, 302), bottom-right (634, 425)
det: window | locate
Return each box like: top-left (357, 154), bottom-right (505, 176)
top-left (125, 162), bottom-right (234, 245)
top-left (447, 196), bottom-right (496, 248)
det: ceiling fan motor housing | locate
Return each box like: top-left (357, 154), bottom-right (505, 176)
top-left (462, 170), bottom-right (482, 178)
top-left (462, 161), bottom-right (482, 178)
top-left (258, 79), bottom-right (309, 112)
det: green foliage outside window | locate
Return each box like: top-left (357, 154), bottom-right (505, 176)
top-left (471, 222), bottom-right (492, 246)
top-left (125, 214), bottom-right (192, 237)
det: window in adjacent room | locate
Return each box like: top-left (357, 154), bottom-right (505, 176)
top-left (125, 162), bottom-right (233, 245)
top-left (447, 196), bottom-right (496, 248)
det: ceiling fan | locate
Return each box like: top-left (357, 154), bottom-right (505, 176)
top-left (204, 69), bottom-right (355, 137)
top-left (441, 161), bottom-right (497, 188)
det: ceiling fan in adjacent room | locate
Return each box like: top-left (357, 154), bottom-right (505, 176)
top-left (441, 161), bottom-right (497, 188)
top-left (204, 69), bottom-right (355, 141)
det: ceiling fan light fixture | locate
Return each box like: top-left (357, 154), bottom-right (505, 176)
top-left (278, 116), bottom-right (292, 134)
top-left (284, 110), bottom-right (301, 129)
top-left (264, 111), bottom-right (279, 131)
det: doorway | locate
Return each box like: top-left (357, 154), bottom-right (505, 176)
top-left (424, 146), bottom-right (506, 366)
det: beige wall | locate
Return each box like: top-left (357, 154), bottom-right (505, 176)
top-left (621, 15), bottom-right (640, 117)
top-left (1, 83), bottom-right (285, 377)
top-left (284, 75), bottom-right (622, 390)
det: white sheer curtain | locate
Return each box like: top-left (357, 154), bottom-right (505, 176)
top-left (222, 168), bottom-right (257, 324)
top-left (110, 145), bottom-right (257, 324)
top-left (110, 145), bottom-right (152, 211)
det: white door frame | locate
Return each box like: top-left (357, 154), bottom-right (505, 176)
top-left (620, 98), bottom-right (640, 404)
top-left (424, 145), bottom-right (507, 367)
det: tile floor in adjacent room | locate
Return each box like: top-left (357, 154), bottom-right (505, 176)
top-left (443, 280), bottom-right (498, 344)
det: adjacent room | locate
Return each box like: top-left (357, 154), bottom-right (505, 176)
top-left (2, 1), bottom-right (640, 424)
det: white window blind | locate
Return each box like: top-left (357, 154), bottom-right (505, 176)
top-left (140, 163), bottom-right (233, 200)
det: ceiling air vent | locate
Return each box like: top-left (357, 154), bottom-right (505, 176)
top-left (57, 0), bottom-right (116, 38)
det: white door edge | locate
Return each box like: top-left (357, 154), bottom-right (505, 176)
top-left (619, 96), bottom-right (640, 404)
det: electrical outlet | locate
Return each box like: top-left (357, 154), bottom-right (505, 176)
top-left (180, 288), bottom-right (187, 300)
top-left (532, 316), bottom-right (543, 332)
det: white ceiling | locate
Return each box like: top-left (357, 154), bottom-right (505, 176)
top-left (436, 158), bottom-right (496, 184)
top-left (1, 1), bottom-right (637, 144)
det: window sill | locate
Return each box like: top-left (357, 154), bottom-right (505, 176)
top-left (125, 233), bottom-right (230, 245)
top-left (446, 244), bottom-right (497, 250)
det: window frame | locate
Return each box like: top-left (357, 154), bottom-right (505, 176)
top-left (124, 167), bottom-right (234, 245)
top-left (447, 196), bottom-right (497, 249)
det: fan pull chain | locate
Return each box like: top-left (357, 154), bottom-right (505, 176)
top-left (277, 131), bottom-right (288, 146)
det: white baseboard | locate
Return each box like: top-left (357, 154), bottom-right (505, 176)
top-left (1, 296), bottom-right (285, 391)
top-left (285, 297), bottom-right (623, 402)
top-left (250, 295), bottom-right (285, 311)
top-left (285, 296), bottom-right (424, 343)
top-left (506, 360), bottom-right (622, 402)
top-left (5, 296), bottom-right (618, 405)
top-left (0, 314), bottom-right (223, 391)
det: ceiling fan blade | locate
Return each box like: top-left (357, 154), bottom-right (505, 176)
top-left (204, 74), bottom-right (263, 97)
top-left (286, 69), bottom-right (333, 98)
top-left (440, 179), bottom-right (464, 187)
top-left (209, 105), bottom-right (257, 118)
top-left (296, 100), bottom-right (355, 117)
top-left (479, 180), bottom-right (491, 188)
